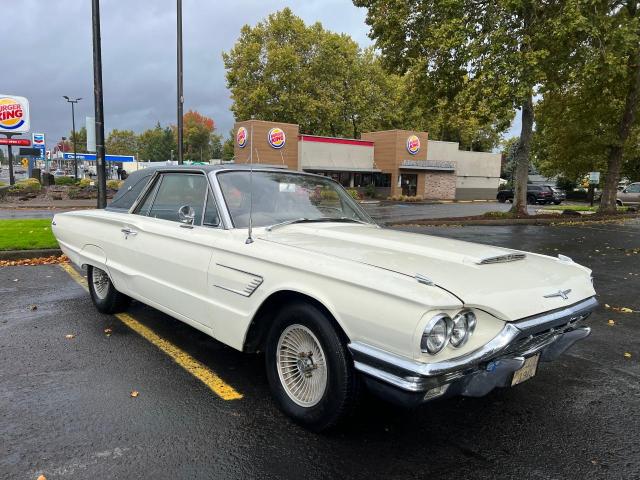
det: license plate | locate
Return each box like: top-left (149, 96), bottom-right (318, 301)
top-left (511, 354), bottom-right (540, 386)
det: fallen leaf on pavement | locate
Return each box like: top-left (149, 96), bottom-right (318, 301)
top-left (608, 320), bottom-right (615, 326)
top-left (65, 334), bottom-right (75, 339)
top-left (609, 306), bottom-right (634, 313)
top-left (604, 304), bottom-right (611, 309)
top-left (37, 475), bottom-right (46, 480)
top-left (29, 305), bottom-right (38, 311)
top-left (130, 390), bottom-right (139, 398)
top-left (104, 327), bottom-right (113, 336)
top-left (0, 255), bottom-right (69, 268)
top-left (624, 352), bottom-right (632, 359)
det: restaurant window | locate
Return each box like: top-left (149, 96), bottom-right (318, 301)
top-left (338, 172), bottom-right (351, 187)
top-left (373, 173), bottom-right (391, 188)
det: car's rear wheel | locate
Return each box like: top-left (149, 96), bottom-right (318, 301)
top-left (497, 195), bottom-right (506, 203)
top-left (87, 265), bottom-right (131, 314)
top-left (616, 200), bottom-right (623, 206)
top-left (527, 195), bottom-right (536, 205)
top-left (265, 301), bottom-right (360, 431)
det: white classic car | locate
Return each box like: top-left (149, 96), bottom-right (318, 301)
top-left (52, 165), bottom-right (598, 431)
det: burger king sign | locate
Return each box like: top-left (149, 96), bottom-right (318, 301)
top-left (267, 127), bottom-right (286, 149)
top-left (406, 134), bottom-right (420, 155)
top-left (0, 95), bottom-right (30, 134)
top-left (236, 126), bottom-right (248, 148)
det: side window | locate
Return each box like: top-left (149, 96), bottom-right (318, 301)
top-left (109, 173), bottom-right (153, 210)
top-left (203, 189), bottom-right (221, 227)
top-left (626, 184), bottom-right (640, 193)
top-left (135, 177), bottom-right (161, 217)
top-left (144, 173), bottom-right (207, 225)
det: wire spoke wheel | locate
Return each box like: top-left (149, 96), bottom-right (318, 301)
top-left (276, 324), bottom-right (328, 407)
top-left (91, 267), bottom-right (110, 300)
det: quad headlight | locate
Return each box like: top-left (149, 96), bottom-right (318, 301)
top-left (420, 314), bottom-right (452, 354)
top-left (421, 310), bottom-right (477, 354)
top-left (450, 310), bottom-right (477, 347)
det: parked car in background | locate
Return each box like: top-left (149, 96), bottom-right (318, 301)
top-left (52, 165), bottom-right (597, 431)
top-left (549, 186), bottom-right (566, 205)
top-left (496, 185), bottom-right (554, 204)
top-left (617, 182), bottom-right (640, 205)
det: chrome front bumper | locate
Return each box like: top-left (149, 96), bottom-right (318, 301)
top-left (349, 297), bottom-right (598, 406)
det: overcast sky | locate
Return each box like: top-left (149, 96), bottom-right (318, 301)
top-left (2, 0), bottom-right (519, 153)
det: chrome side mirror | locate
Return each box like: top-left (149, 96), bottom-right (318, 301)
top-left (178, 205), bottom-right (196, 225)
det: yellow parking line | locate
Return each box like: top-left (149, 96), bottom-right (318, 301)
top-left (59, 263), bottom-right (243, 401)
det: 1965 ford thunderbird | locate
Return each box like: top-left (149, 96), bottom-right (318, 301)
top-left (52, 165), bottom-right (598, 431)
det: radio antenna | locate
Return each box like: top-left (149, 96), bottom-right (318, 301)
top-left (245, 121), bottom-right (254, 244)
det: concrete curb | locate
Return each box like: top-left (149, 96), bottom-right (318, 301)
top-left (0, 248), bottom-right (63, 260)
top-left (391, 213), bottom-right (640, 227)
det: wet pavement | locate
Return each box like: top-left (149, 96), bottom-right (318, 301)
top-left (1, 221), bottom-right (639, 479)
top-left (362, 201), bottom-right (540, 223)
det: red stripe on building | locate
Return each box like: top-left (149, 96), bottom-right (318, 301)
top-left (298, 135), bottom-right (374, 147)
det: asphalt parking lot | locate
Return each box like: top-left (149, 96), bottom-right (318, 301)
top-left (1, 220), bottom-right (639, 479)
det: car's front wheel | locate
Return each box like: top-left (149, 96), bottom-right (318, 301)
top-left (87, 265), bottom-right (131, 314)
top-left (265, 302), bottom-right (360, 431)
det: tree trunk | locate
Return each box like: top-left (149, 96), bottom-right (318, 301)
top-left (510, 92), bottom-right (534, 216)
top-left (599, 40), bottom-right (640, 214)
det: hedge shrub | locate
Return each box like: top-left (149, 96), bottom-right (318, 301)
top-left (107, 179), bottom-right (124, 190)
top-left (9, 178), bottom-right (42, 193)
top-left (54, 176), bottom-right (77, 186)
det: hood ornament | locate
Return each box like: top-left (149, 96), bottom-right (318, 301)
top-left (544, 289), bottom-right (572, 300)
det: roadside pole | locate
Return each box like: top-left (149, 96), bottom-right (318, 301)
top-left (176, 0), bottom-right (184, 165)
top-left (6, 134), bottom-right (15, 185)
top-left (92, 0), bottom-right (107, 208)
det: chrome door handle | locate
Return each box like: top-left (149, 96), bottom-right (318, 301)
top-left (121, 227), bottom-right (138, 237)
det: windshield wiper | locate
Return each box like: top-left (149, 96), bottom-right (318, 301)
top-left (265, 217), bottom-right (370, 232)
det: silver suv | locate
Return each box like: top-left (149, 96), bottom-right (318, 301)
top-left (617, 182), bottom-right (640, 206)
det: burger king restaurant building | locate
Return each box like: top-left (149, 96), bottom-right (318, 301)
top-left (233, 120), bottom-right (501, 200)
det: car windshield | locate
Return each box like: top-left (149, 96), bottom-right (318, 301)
top-left (217, 171), bottom-right (374, 228)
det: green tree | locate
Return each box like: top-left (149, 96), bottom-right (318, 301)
top-left (177, 110), bottom-right (216, 161)
top-left (222, 130), bottom-right (235, 161)
top-left (210, 134), bottom-right (223, 159)
top-left (69, 126), bottom-right (87, 152)
top-left (355, 0), bottom-right (582, 215)
top-left (106, 129), bottom-right (138, 156)
top-left (138, 122), bottom-right (176, 162)
top-left (533, 1), bottom-right (640, 213)
top-left (223, 8), bottom-right (402, 139)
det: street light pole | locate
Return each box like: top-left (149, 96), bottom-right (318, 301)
top-left (92, 0), bottom-right (107, 208)
top-left (177, 0), bottom-right (184, 165)
top-left (63, 96), bottom-right (82, 179)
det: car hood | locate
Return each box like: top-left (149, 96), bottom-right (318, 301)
top-left (261, 223), bottom-right (595, 320)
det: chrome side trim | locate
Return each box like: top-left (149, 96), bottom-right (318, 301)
top-left (212, 263), bottom-right (263, 297)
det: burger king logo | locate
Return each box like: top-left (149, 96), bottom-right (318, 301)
top-left (236, 126), bottom-right (247, 148)
top-left (406, 135), bottom-right (421, 155)
top-left (267, 127), bottom-right (286, 149)
top-left (0, 96), bottom-right (29, 132)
